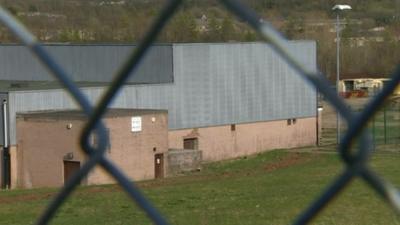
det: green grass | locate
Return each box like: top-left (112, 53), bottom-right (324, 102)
top-left (1, 149), bottom-right (400, 225)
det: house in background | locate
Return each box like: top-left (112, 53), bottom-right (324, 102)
top-left (0, 42), bottom-right (318, 189)
top-left (339, 74), bottom-right (400, 98)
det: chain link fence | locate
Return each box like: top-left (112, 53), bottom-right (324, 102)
top-left (0, 0), bottom-right (399, 224)
top-left (320, 97), bottom-right (400, 150)
top-left (370, 97), bottom-right (400, 148)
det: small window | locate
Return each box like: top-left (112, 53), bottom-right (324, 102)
top-left (231, 124), bottom-right (236, 131)
top-left (183, 138), bottom-right (198, 150)
top-left (292, 118), bottom-right (297, 124)
top-left (287, 119), bottom-right (291, 125)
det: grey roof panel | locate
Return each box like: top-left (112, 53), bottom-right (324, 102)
top-left (0, 44), bottom-right (173, 84)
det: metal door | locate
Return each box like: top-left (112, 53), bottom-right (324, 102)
top-left (154, 154), bottom-right (164, 179)
top-left (63, 161), bottom-right (80, 184)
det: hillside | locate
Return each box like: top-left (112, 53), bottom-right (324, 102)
top-left (0, 0), bottom-right (399, 80)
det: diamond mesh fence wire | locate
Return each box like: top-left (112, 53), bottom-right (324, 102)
top-left (0, 0), bottom-right (399, 225)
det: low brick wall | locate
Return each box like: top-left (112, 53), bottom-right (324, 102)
top-left (169, 117), bottom-right (316, 162)
top-left (167, 149), bottom-right (202, 176)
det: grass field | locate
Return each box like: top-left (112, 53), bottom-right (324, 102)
top-left (1, 149), bottom-right (400, 225)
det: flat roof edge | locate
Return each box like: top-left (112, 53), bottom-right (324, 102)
top-left (16, 108), bottom-right (168, 120)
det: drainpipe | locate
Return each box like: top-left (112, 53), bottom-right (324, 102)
top-left (2, 99), bottom-right (10, 189)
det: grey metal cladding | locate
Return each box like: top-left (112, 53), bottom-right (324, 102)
top-left (173, 42), bottom-right (317, 128)
top-left (0, 44), bottom-right (173, 83)
top-left (8, 42), bottom-right (317, 144)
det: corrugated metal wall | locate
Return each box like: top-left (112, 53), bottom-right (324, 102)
top-left (8, 42), bottom-right (317, 144)
top-left (172, 42), bottom-right (317, 128)
top-left (0, 44), bottom-right (173, 83)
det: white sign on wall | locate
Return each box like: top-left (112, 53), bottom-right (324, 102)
top-left (131, 117), bottom-right (142, 132)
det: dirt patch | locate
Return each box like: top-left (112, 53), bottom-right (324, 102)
top-left (85, 153), bottom-right (322, 189)
top-left (0, 152), bottom-right (322, 203)
top-left (264, 152), bottom-right (317, 172)
top-left (0, 186), bottom-right (121, 204)
top-left (0, 192), bottom-right (55, 204)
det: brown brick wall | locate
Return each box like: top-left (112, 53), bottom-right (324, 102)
top-left (168, 117), bottom-right (317, 162)
top-left (87, 113), bottom-right (168, 185)
top-left (15, 118), bottom-right (86, 188)
top-left (15, 111), bottom-right (168, 188)
top-left (13, 112), bottom-right (315, 188)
